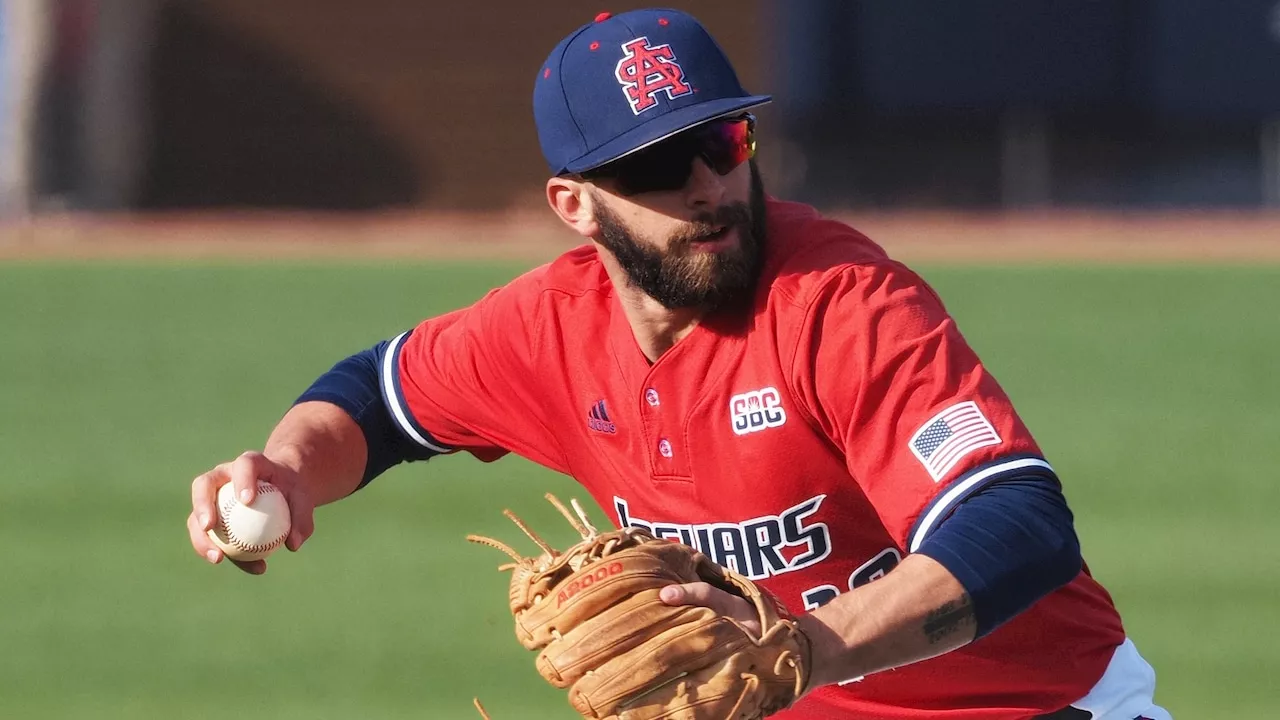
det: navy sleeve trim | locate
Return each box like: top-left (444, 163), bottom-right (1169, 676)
top-left (378, 330), bottom-right (454, 454)
top-left (908, 454), bottom-right (1057, 552)
top-left (296, 337), bottom-right (448, 489)
top-left (916, 475), bottom-right (1082, 638)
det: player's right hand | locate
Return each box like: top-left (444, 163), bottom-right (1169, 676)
top-left (186, 451), bottom-right (317, 575)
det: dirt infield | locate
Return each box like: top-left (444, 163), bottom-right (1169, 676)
top-left (2, 209), bottom-right (1279, 263)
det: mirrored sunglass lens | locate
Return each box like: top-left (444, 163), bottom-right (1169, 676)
top-left (597, 117), bottom-right (755, 194)
top-left (698, 119), bottom-right (754, 174)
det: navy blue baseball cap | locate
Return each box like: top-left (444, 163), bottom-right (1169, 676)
top-left (534, 8), bottom-right (771, 175)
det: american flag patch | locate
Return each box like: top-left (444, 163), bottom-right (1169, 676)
top-left (908, 401), bottom-right (1002, 482)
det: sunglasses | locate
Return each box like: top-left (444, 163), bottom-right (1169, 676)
top-left (579, 114), bottom-right (756, 195)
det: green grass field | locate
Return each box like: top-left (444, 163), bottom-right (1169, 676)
top-left (1, 260), bottom-right (1276, 718)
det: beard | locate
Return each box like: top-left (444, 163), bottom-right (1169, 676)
top-left (593, 160), bottom-right (767, 311)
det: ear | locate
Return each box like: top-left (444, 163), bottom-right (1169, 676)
top-left (546, 177), bottom-right (599, 239)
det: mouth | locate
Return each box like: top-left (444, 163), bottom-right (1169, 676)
top-left (690, 225), bottom-right (735, 251)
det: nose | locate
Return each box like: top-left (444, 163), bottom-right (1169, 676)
top-left (683, 157), bottom-right (725, 210)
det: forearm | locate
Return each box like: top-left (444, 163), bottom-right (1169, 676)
top-left (798, 475), bottom-right (1080, 689)
top-left (799, 553), bottom-right (974, 689)
top-left (263, 400), bottom-right (367, 506)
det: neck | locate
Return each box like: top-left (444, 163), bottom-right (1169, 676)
top-left (600, 254), bottom-right (706, 363)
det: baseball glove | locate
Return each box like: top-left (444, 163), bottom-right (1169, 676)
top-left (467, 494), bottom-right (812, 720)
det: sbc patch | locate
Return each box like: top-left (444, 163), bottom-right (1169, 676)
top-left (729, 387), bottom-right (787, 436)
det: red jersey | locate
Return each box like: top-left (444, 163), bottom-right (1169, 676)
top-left (385, 199), bottom-right (1126, 719)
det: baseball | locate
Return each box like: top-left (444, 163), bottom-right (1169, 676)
top-left (207, 480), bottom-right (291, 561)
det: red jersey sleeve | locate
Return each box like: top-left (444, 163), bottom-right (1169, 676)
top-left (789, 261), bottom-right (1055, 552)
top-left (378, 277), bottom-right (569, 473)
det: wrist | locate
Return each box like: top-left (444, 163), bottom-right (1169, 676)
top-left (795, 611), bottom-right (844, 693)
top-left (263, 442), bottom-right (308, 473)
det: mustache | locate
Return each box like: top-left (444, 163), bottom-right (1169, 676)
top-left (669, 202), bottom-right (753, 247)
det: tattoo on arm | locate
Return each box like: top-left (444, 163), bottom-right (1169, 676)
top-left (922, 593), bottom-right (975, 645)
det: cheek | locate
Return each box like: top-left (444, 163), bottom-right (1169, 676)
top-left (721, 162), bottom-right (753, 204)
top-left (614, 204), bottom-right (686, 244)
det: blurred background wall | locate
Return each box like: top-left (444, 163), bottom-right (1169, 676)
top-left (2, 0), bottom-right (1279, 214)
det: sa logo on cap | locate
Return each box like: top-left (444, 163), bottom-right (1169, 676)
top-left (615, 37), bottom-right (693, 114)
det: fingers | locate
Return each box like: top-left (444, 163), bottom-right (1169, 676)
top-left (189, 451), bottom-right (314, 570)
top-left (230, 451), bottom-right (273, 505)
top-left (190, 463), bottom-right (230, 565)
top-left (187, 510), bottom-right (223, 564)
top-left (189, 454), bottom-right (281, 575)
top-left (190, 464), bottom-right (230, 532)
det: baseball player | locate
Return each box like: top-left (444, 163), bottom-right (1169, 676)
top-left (186, 9), bottom-right (1171, 720)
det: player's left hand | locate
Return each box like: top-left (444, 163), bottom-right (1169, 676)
top-left (471, 496), bottom-right (812, 719)
top-left (659, 581), bottom-right (762, 638)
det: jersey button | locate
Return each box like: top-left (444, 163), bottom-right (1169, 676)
top-left (645, 388), bottom-right (660, 406)
top-left (658, 438), bottom-right (673, 458)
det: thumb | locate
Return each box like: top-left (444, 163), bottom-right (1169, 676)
top-left (660, 582), bottom-right (725, 609)
top-left (660, 582), bottom-right (758, 630)
top-left (659, 585), bottom-right (688, 604)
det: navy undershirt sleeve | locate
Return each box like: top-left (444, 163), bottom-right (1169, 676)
top-left (915, 475), bottom-right (1082, 638)
top-left (294, 341), bottom-right (441, 489)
